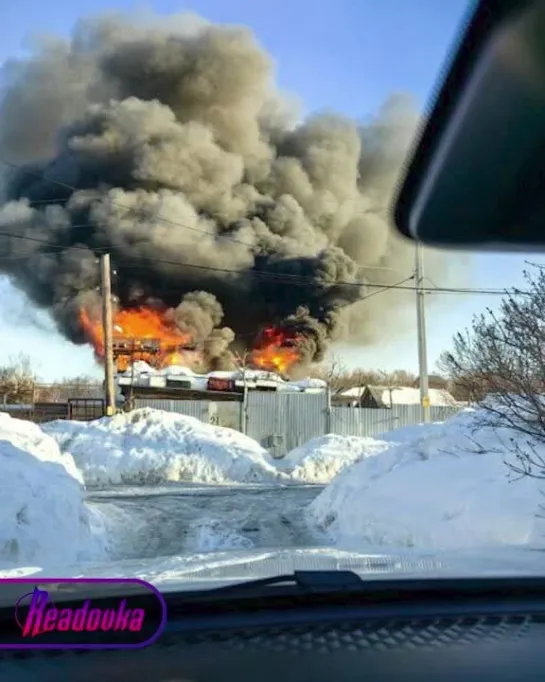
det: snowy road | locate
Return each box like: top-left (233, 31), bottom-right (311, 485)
top-left (88, 484), bottom-right (328, 560)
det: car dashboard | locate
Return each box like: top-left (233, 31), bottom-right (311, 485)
top-left (1, 575), bottom-right (545, 682)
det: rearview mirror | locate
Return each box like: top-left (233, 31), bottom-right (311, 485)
top-left (393, 0), bottom-right (545, 251)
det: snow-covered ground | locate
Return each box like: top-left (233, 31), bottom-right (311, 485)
top-left (308, 408), bottom-right (545, 550)
top-left (3, 403), bottom-right (545, 581)
top-left (43, 408), bottom-right (285, 487)
top-left (0, 413), bottom-right (111, 569)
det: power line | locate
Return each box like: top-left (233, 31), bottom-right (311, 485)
top-left (0, 160), bottom-right (530, 297)
top-left (0, 159), bottom-right (266, 249)
top-left (0, 227), bottom-right (527, 294)
top-left (0, 229), bottom-right (109, 252)
top-left (426, 290), bottom-right (509, 296)
top-left (0, 158), bottom-right (397, 271)
top-left (353, 275), bottom-right (415, 300)
top-left (105, 254), bottom-right (519, 294)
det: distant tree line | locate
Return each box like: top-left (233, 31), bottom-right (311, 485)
top-left (308, 357), bottom-right (459, 398)
top-left (0, 353), bottom-right (101, 404)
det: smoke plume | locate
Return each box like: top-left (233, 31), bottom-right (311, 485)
top-left (0, 13), bottom-right (464, 373)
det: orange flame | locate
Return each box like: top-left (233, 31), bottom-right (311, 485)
top-left (79, 306), bottom-right (195, 372)
top-left (250, 326), bottom-right (301, 375)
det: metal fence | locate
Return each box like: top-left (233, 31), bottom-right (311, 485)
top-left (132, 399), bottom-right (211, 422)
top-left (330, 404), bottom-right (461, 438)
top-left (246, 392), bottom-right (329, 457)
top-left (32, 384), bottom-right (104, 402)
top-left (131, 393), bottom-right (462, 456)
top-left (0, 399), bottom-right (105, 423)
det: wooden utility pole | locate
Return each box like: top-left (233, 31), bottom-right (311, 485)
top-left (415, 244), bottom-right (430, 423)
top-left (100, 253), bottom-right (116, 416)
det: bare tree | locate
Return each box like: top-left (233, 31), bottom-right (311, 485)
top-left (435, 350), bottom-right (485, 402)
top-left (310, 359), bottom-right (424, 398)
top-left (390, 369), bottom-right (419, 387)
top-left (308, 354), bottom-right (351, 393)
top-left (440, 266), bottom-right (545, 478)
top-left (0, 354), bottom-right (36, 403)
top-left (35, 374), bottom-right (103, 402)
top-left (233, 350), bottom-right (251, 370)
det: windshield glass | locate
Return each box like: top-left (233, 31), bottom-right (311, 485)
top-left (2, 0), bottom-right (544, 594)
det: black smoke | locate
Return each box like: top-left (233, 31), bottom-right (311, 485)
top-left (0, 13), bottom-right (463, 373)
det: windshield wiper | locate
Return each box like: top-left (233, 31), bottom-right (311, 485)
top-left (183, 570), bottom-right (367, 598)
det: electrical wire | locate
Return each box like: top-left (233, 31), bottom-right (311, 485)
top-left (0, 227), bottom-right (525, 295)
top-left (1, 158), bottom-right (398, 269)
top-left (0, 159), bottom-right (527, 296)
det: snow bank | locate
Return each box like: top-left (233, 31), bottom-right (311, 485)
top-left (308, 408), bottom-right (545, 550)
top-left (43, 408), bottom-right (284, 487)
top-left (0, 413), bottom-right (109, 568)
top-left (281, 434), bottom-right (391, 484)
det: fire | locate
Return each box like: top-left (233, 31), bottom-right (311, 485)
top-left (79, 306), bottom-right (195, 371)
top-left (250, 326), bottom-right (301, 375)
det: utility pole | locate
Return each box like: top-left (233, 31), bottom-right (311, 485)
top-left (415, 244), bottom-right (430, 423)
top-left (129, 340), bottom-right (136, 412)
top-left (238, 351), bottom-right (249, 435)
top-left (100, 253), bottom-right (116, 417)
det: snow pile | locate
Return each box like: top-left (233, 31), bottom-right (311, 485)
top-left (308, 408), bottom-right (545, 550)
top-left (0, 413), bottom-right (109, 568)
top-left (43, 408), bottom-right (284, 487)
top-left (157, 365), bottom-right (196, 377)
top-left (281, 434), bottom-right (391, 484)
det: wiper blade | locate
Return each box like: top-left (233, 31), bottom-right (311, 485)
top-left (189, 570), bottom-right (366, 597)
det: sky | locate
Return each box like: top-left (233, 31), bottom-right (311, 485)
top-left (0, 0), bottom-right (540, 381)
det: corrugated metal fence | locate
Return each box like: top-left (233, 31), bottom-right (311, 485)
top-left (132, 399), bottom-right (211, 422)
top-left (133, 394), bottom-right (462, 456)
top-left (245, 392), bottom-right (329, 457)
top-left (132, 399), bottom-right (241, 431)
top-left (330, 404), bottom-right (461, 438)
top-left (1, 399), bottom-right (105, 423)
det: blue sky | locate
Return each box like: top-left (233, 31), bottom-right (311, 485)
top-left (0, 0), bottom-right (538, 380)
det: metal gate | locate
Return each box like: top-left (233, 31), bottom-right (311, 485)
top-left (246, 392), bottom-right (328, 457)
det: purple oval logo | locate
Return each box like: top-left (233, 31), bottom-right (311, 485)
top-left (2, 578), bottom-right (166, 649)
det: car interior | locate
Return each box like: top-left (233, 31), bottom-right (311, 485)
top-left (4, 0), bottom-right (545, 680)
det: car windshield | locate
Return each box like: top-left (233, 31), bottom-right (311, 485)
top-left (1, 0), bottom-right (544, 598)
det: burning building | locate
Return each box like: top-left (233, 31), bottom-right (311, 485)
top-left (80, 305), bottom-right (199, 372)
top-left (0, 13), bottom-right (464, 376)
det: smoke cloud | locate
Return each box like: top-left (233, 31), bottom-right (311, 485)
top-left (0, 12), bottom-right (465, 373)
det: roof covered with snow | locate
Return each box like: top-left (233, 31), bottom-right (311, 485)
top-left (339, 385), bottom-right (459, 407)
top-left (117, 363), bottom-right (327, 394)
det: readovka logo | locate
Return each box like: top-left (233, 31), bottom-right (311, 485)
top-left (2, 578), bottom-right (166, 649)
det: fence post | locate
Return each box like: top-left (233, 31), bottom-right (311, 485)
top-left (240, 387), bottom-right (248, 434)
top-left (325, 388), bottom-right (332, 435)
